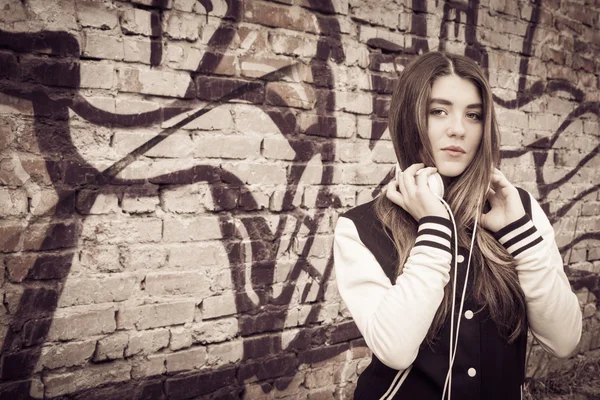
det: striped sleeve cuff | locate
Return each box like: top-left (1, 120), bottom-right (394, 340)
top-left (414, 216), bottom-right (453, 254)
top-left (493, 214), bottom-right (544, 257)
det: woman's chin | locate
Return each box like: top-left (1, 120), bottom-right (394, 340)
top-left (437, 168), bottom-right (465, 178)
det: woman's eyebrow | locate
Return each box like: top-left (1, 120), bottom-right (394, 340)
top-left (429, 98), bottom-right (482, 108)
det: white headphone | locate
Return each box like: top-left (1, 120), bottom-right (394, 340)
top-left (395, 163), bottom-right (444, 198)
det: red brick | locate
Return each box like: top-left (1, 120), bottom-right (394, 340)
top-left (21, 56), bottom-right (80, 88)
top-left (201, 293), bottom-right (237, 319)
top-left (374, 96), bottom-right (390, 118)
top-left (282, 328), bottom-right (311, 353)
top-left (124, 36), bottom-right (153, 64)
top-left (30, 189), bottom-right (75, 218)
top-left (165, 346), bottom-right (207, 373)
top-left (239, 308), bottom-right (286, 335)
top-left (122, 185), bottom-right (160, 214)
top-left (0, 222), bottom-right (25, 252)
top-left (135, 381), bottom-right (166, 400)
top-left (131, 0), bottom-right (172, 6)
top-left (195, 76), bottom-right (264, 104)
top-left (221, 161), bottom-right (288, 185)
top-left (22, 221), bottom-right (79, 251)
top-left (197, 52), bottom-right (236, 76)
top-left (330, 320), bottom-right (361, 344)
top-left (145, 271), bottom-right (210, 297)
top-left (308, 386), bottom-right (336, 399)
top-left (193, 134), bottom-right (261, 159)
top-left (132, 354), bottom-right (166, 379)
top-left (554, 16), bottom-right (583, 34)
top-left (63, 160), bottom-right (101, 185)
top-left (117, 243), bottom-right (164, 271)
top-left (1, 347), bottom-right (39, 380)
top-left (239, 55), bottom-right (302, 80)
top-left (83, 33), bottom-right (124, 60)
top-left (349, 2), bottom-right (397, 28)
top-left (207, 340), bottom-right (243, 367)
top-left (269, 32), bottom-right (314, 57)
top-left (0, 51), bottom-right (18, 81)
top-left (163, 215), bottom-right (225, 242)
top-left (0, 117), bottom-right (14, 151)
top-left (118, 66), bottom-right (195, 98)
top-left (163, 10), bottom-right (200, 41)
top-left (121, 8), bottom-right (159, 36)
top-left (47, 306), bottom-right (116, 341)
top-left (167, 242), bottom-right (228, 269)
top-left (76, 190), bottom-right (120, 215)
top-left (117, 301), bottom-right (195, 330)
top-left (43, 361), bottom-right (131, 398)
top-left (55, 381), bottom-right (143, 400)
top-left (305, 365), bottom-right (335, 388)
top-left (4, 282), bottom-right (60, 318)
top-left (0, 380), bottom-right (37, 400)
top-left (6, 252), bottom-right (73, 282)
top-left (192, 317), bottom-right (238, 344)
top-left (244, 1), bottom-right (319, 33)
top-left (22, 317), bottom-right (53, 346)
top-left (58, 274), bottom-right (137, 307)
top-left (78, 2), bottom-right (119, 29)
top-left (20, 158), bottom-right (60, 185)
top-left (243, 334), bottom-right (281, 360)
top-left (266, 82), bottom-right (316, 109)
top-left (238, 353), bottom-right (298, 382)
top-left (299, 0), bottom-right (348, 14)
top-left (351, 338), bottom-right (370, 359)
top-left (40, 339), bottom-right (97, 369)
top-left (165, 367), bottom-right (237, 399)
top-left (572, 54), bottom-right (596, 73)
top-left (81, 216), bottom-right (162, 244)
top-left (169, 326), bottom-right (193, 351)
top-left (126, 328), bottom-right (170, 356)
top-left (173, 0), bottom-right (196, 12)
top-left (79, 62), bottom-right (115, 89)
top-left (299, 343), bottom-right (349, 366)
top-left (112, 130), bottom-right (193, 158)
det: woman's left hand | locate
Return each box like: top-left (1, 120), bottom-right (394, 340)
top-left (481, 168), bottom-right (526, 233)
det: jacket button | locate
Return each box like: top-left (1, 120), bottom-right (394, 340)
top-left (457, 255), bottom-right (465, 263)
top-left (468, 368), bottom-right (477, 377)
top-left (464, 310), bottom-right (474, 320)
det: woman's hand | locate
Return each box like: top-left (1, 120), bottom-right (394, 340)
top-left (481, 168), bottom-right (526, 232)
top-left (385, 163), bottom-right (448, 220)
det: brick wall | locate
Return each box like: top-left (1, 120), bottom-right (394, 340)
top-left (0, 0), bottom-right (598, 398)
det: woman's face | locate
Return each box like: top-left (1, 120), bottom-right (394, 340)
top-left (426, 74), bottom-right (484, 178)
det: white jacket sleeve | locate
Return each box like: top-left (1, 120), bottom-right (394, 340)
top-left (333, 215), bottom-right (453, 370)
top-left (492, 192), bottom-right (582, 358)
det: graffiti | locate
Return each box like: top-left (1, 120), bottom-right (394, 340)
top-left (0, 1), bottom-right (359, 398)
top-left (0, 0), bottom-right (598, 398)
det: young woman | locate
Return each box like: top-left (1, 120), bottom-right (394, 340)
top-left (333, 52), bottom-right (582, 400)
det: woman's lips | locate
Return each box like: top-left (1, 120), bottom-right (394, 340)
top-left (442, 148), bottom-right (465, 157)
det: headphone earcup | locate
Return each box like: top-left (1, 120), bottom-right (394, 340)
top-left (428, 173), bottom-right (444, 198)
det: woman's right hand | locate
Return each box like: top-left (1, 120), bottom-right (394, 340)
top-left (385, 163), bottom-right (449, 220)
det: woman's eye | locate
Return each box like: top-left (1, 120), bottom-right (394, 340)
top-left (430, 109), bottom-right (446, 116)
top-left (466, 112), bottom-right (482, 121)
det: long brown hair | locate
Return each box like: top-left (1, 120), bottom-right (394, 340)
top-left (375, 52), bottom-right (527, 344)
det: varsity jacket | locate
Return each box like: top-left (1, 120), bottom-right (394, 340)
top-left (333, 188), bottom-right (582, 400)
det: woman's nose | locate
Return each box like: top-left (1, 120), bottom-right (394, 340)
top-left (447, 116), bottom-right (466, 137)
